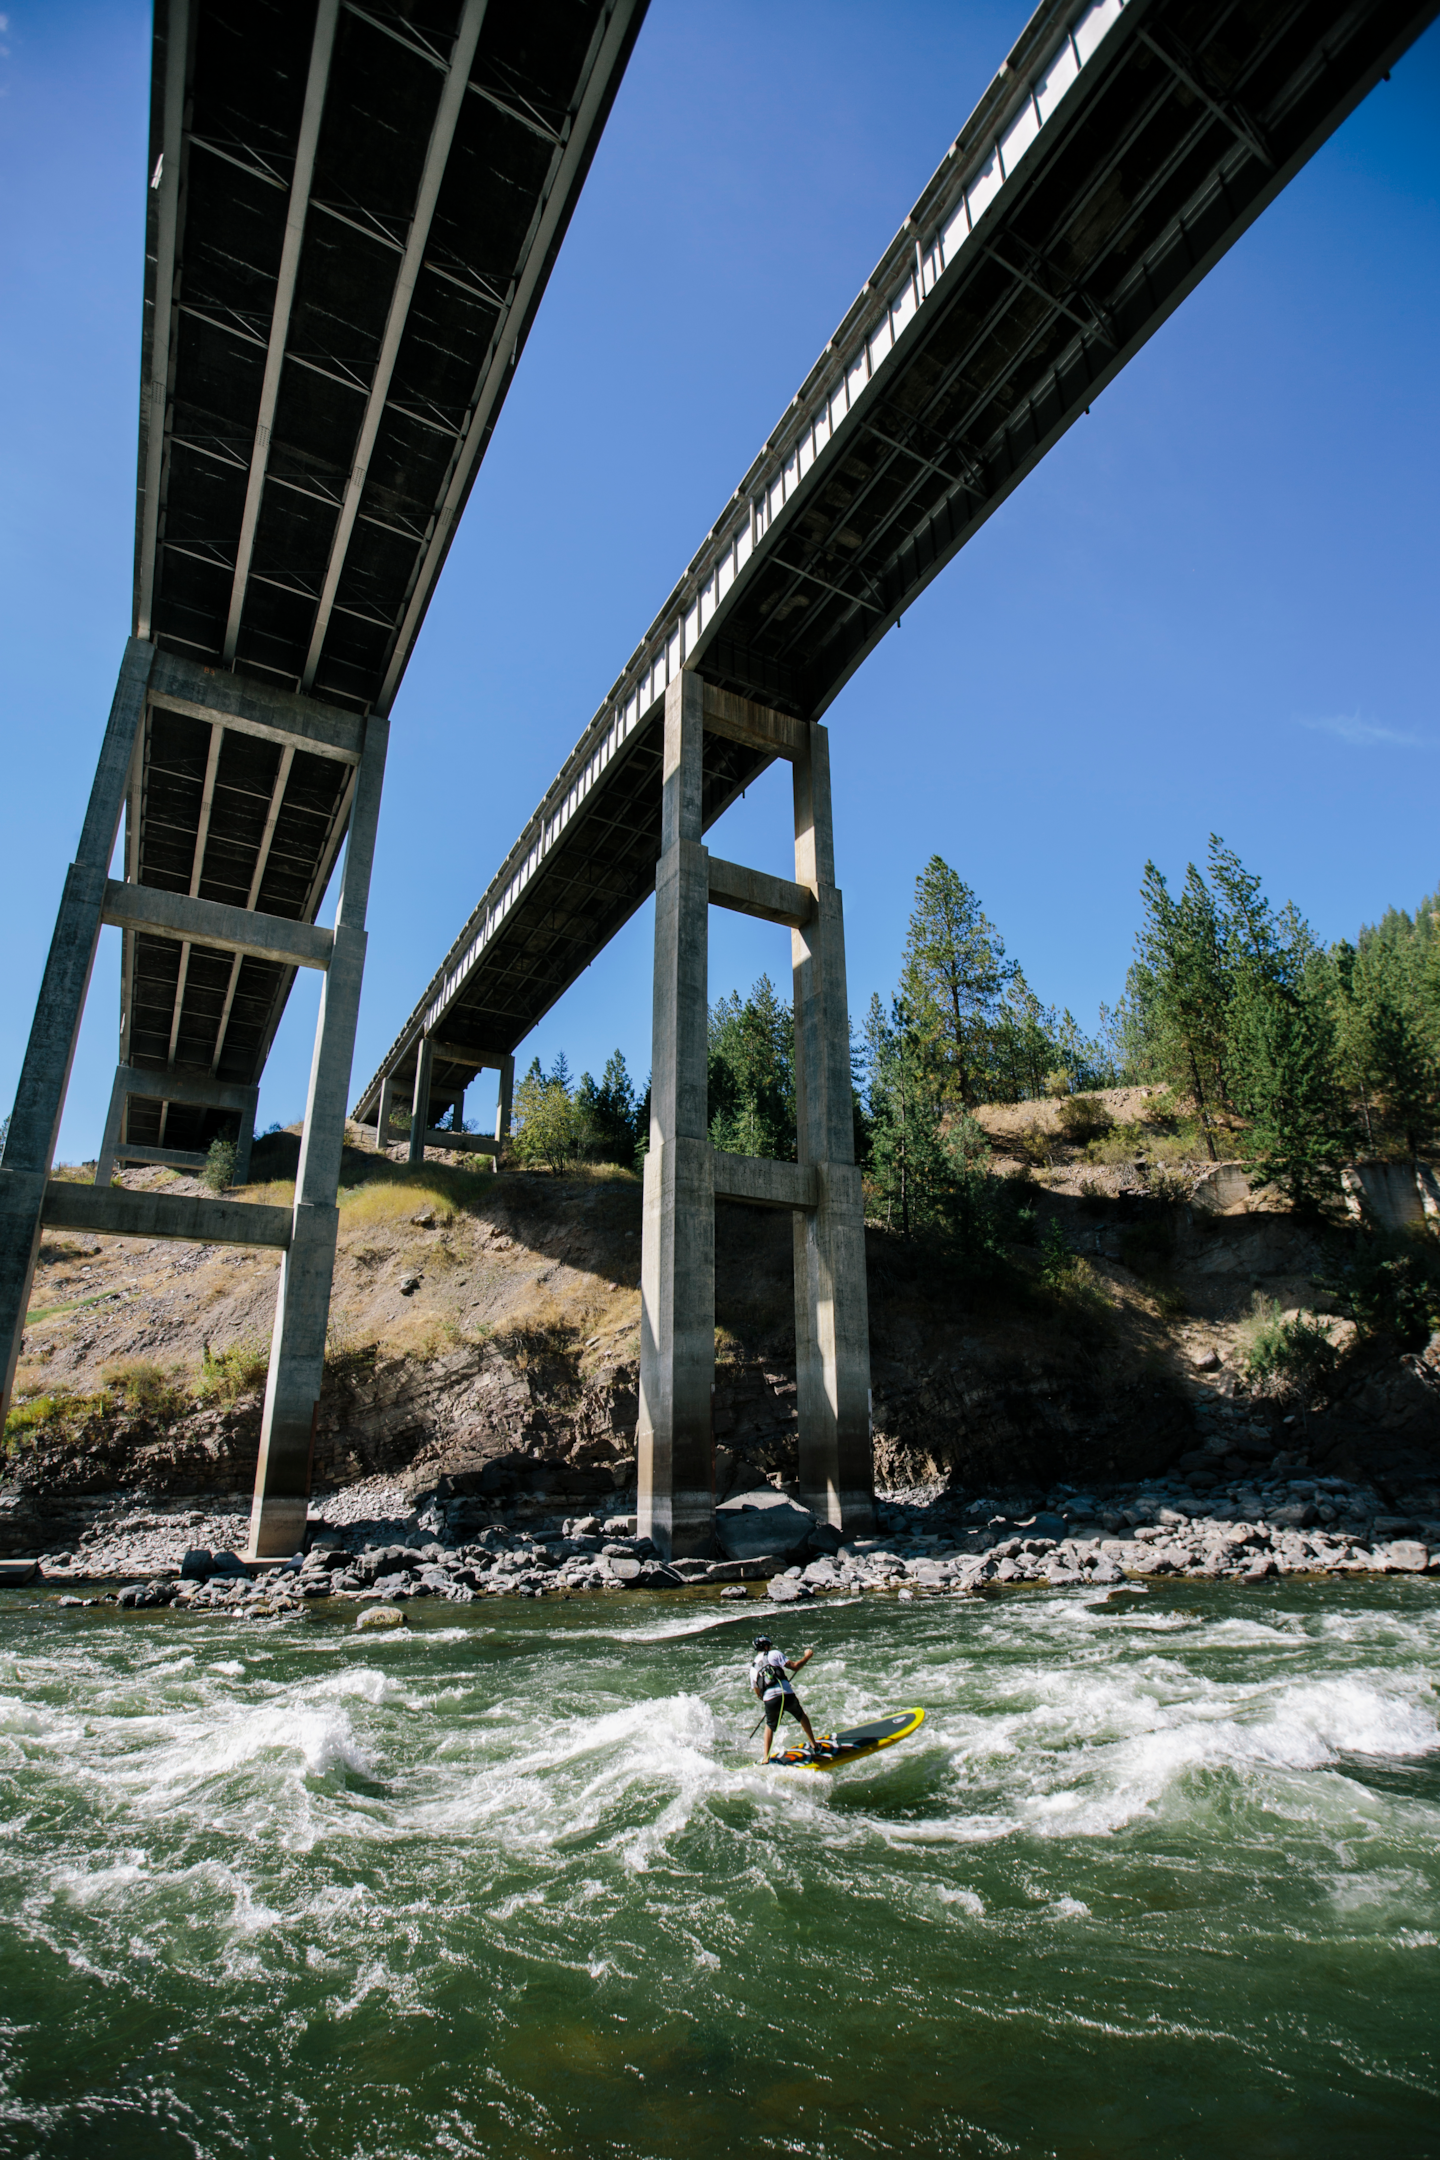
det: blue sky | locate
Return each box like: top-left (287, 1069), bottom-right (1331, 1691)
top-left (1, 2), bottom-right (1437, 1153)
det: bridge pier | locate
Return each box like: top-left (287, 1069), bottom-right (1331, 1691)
top-left (636, 677), bottom-right (873, 1560)
top-left (0, 638), bottom-right (155, 1430)
top-left (247, 713), bottom-right (389, 1558)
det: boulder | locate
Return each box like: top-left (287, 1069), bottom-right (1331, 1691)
top-left (356, 1604), bottom-right (406, 1631)
top-left (0, 1559), bottom-right (38, 1586)
top-left (715, 1491), bottom-right (814, 1564)
top-left (765, 1576), bottom-right (805, 1602)
top-left (207, 1550), bottom-right (251, 1579)
top-left (1387, 1541), bottom-right (1430, 1573)
top-left (180, 1548), bottom-right (213, 1580)
top-left (806, 1521), bottom-right (842, 1558)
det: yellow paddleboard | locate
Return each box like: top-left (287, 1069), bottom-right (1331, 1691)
top-left (771, 1706), bottom-right (925, 1771)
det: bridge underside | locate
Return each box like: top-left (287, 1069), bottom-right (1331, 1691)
top-left (356, 0), bottom-right (1436, 1128)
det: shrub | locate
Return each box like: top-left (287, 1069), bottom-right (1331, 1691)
top-left (199, 1336), bottom-right (270, 1403)
top-left (101, 1360), bottom-right (187, 1419)
top-left (4, 1391), bottom-right (76, 1447)
top-left (1238, 1295), bottom-right (1341, 1401)
top-left (201, 1138), bottom-right (237, 1194)
top-left (1057, 1095), bottom-right (1113, 1147)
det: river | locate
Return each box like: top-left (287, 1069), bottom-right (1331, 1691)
top-left (0, 1579), bottom-right (1436, 2158)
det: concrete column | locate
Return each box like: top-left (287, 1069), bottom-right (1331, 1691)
top-left (637, 672), bottom-right (715, 1559)
top-left (494, 1055), bottom-right (514, 1168)
top-left (791, 722), bottom-right (874, 1535)
top-left (93, 1067), bottom-right (128, 1187)
top-left (232, 1088), bottom-right (259, 1186)
top-left (248, 714), bottom-right (389, 1559)
top-left (375, 1072), bottom-right (395, 1153)
top-left (0, 638), bottom-right (155, 1430)
top-left (407, 1037), bottom-right (434, 1166)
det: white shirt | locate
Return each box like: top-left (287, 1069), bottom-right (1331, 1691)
top-left (752, 1649), bottom-right (793, 1699)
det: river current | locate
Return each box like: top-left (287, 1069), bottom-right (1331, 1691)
top-left (0, 1579), bottom-right (1436, 2159)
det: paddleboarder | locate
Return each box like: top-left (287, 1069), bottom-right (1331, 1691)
top-left (750, 1635), bottom-right (819, 1763)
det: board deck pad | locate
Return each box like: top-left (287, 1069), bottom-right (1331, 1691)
top-left (770, 1707), bottom-right (925, 1771)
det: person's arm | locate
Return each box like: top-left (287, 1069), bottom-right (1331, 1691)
top-left (787, 1648), bottom-right (813, 1673)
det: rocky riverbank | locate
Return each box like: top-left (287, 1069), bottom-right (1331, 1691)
top-left (14, 1453), bottom-right (1438, 1616)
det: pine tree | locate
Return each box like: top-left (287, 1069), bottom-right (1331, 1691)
top-left (899, 856), bottom-right (1012, 1106)
top-left (577, 1050), bottom-right (640, 1165)
top-left (1130, 856), bottom-right (1231, 1156)
top-left (863, 993), bottom-right (949, 1239)
top-left (707, 974), bottom-right (795, 1159)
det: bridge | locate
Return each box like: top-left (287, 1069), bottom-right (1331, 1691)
top-left (0, 0), bottom-right (647, 1553)
top-left (1, 0), bottom-right (1432, 1561)
top-left (351, 0), bottom-right (1436, 1556)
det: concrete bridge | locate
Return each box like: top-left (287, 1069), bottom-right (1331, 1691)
top-left (0, 0), bottom-right (648, 1555)
top-left (1, 0), bottom-right (1433, 1559)
top-left (352, 0), bottom-right (1436, 1556)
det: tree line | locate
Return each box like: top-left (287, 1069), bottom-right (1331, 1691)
top-left (503, 840), bottom-right (1440, 1224)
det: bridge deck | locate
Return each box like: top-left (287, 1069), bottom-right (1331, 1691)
top-left (355, 0), bottom-right (1435, 1127)
top-left (127, 0), bottom-right (645, 1156)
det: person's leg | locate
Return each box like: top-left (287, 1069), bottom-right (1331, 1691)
top-left (762, 1697), bottom-right (780, 1761)
top-left (792, 1695), bottom-right (817, 1751)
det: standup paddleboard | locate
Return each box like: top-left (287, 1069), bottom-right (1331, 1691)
top-left (770, 1707), bottom-right (925, 1771)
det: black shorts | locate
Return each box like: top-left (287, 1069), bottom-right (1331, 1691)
top-left (763, 1691), bottom-right (805, 1731)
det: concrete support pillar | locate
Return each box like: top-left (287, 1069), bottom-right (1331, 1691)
top-left (247, 715), bottom-right (389, 1559)
top-left (791, 723), bottom-right (874, 1535)
top-left (0, 637), bottom-right (155, 1430)
top-left (93, 1067), bottom-right (128, 1187)
top-left (493, 1055), bottom-right (514, 1169)
top-left (375, 1072), bottom-right (395, 1153)
top-left (407, 1037), bottom-right (434, 1166)
top-left (232, 1089), bottom-right (258, 1186)
top-left (637, 673), bottom-right (715, 1559)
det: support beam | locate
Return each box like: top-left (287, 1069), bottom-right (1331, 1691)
top-left (415, 1128), bottom-right (498, 1155)
top-left (114, 1145), bottom-right (208, 1170)
top-left (707, 855), bottom-right (814, 929)
top-left (248, 714), bottom-right (389, 1559)
top-left (222, 0), bottom-right (340, 663)
top-left (712, 1151), bottom-right (817, 1211)
top-left (148, 651), bottom-right (364, 763)
top-left (700, 682), bottom-right (808, 761)
top-left (300, 0), bottom-right (486, 692)
top-left (101, 880), bottom-right (334, 971)
top-left (41, 1180), bottom-right (291, 1249)
top-left (0, 638), bottom-right (155, 1430)
top-left (637, 673), bottom-right (715, 1561)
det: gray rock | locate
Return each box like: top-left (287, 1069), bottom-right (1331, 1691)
top-left (1387, 1541), bottom-right (1430, 1573)
top-left (0, 1560), bottom-right (39, 1586)
top-left (207, 1550), bottom-right (251, 1579)
top-left (715, 1492), bottom-right (815, 1564)
top-left (180, 1548), bottom-right (213, 1580)
top-left (607, 1557), bottom-right (644, 1584)
top-left (355, 1604), bottom-right (406, 1631)
top-left (1268, 1502), bottom-right (1316, 1529)
top-left (766, 1576), bottom-right (805, 1602)
top-left (719, 1584), bottom-right (750, 1601)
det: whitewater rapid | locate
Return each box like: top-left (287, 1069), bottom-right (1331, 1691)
top-left (0, 1578), bottom-right (1435, 2157)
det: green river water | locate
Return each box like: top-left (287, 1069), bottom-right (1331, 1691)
top-left (0, 1578), bottom-right (1436, 2159)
